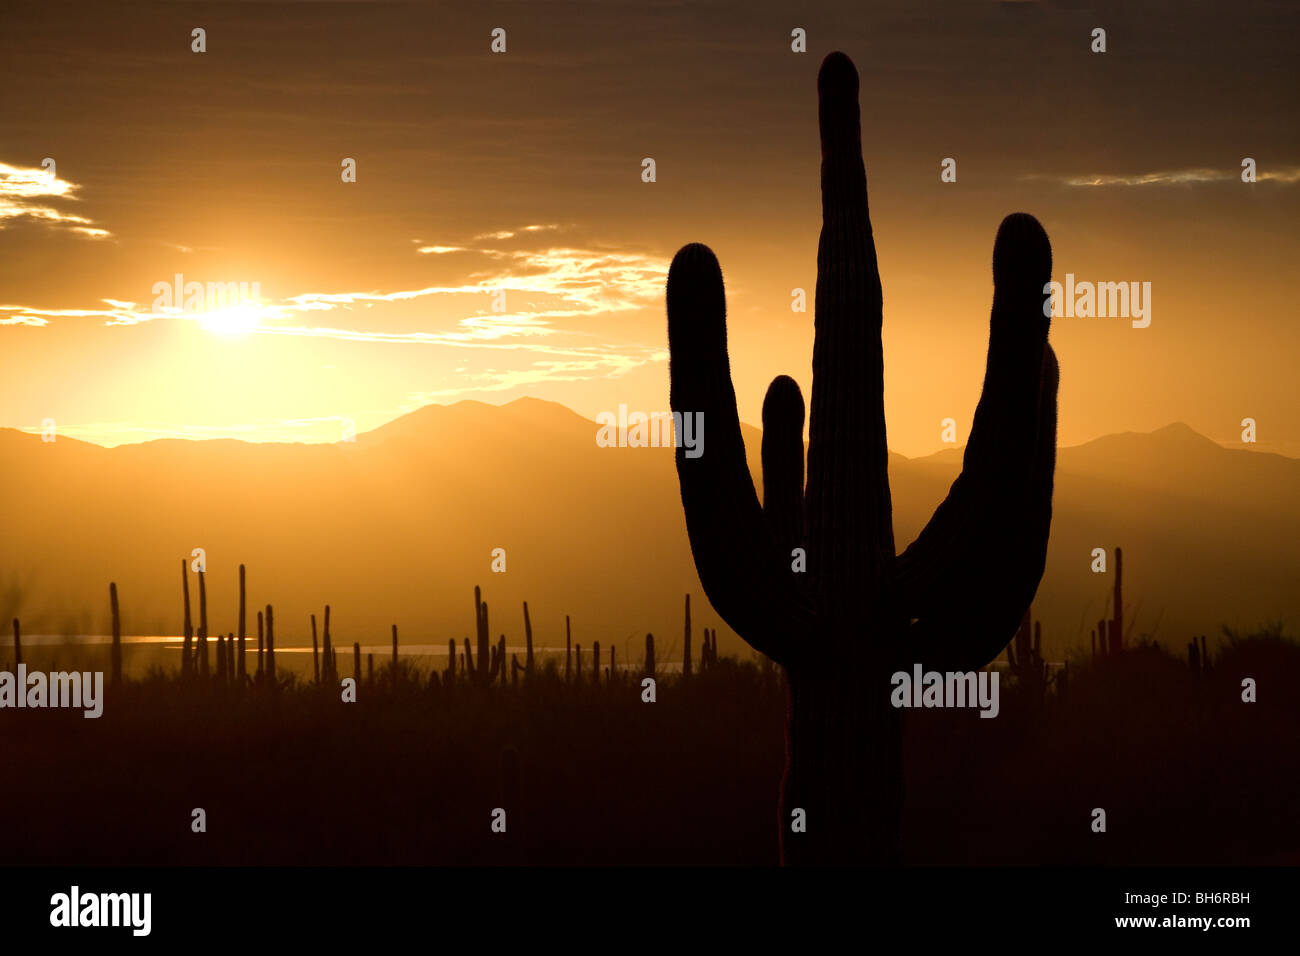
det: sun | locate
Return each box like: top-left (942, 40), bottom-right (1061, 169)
top-left (198, 303), bottom-right (264, 336)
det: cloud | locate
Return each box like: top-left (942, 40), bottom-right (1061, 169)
top-left (0, 162), bottom-right (112, 238)
top-left (1036, 165), bottom-right (1300, 187)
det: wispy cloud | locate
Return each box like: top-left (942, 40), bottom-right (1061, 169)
top-left (0, 229), bottom-right (672, 394)
top-left (0, 162), bottom-right (112, 238)
top-left (1035, 165), bottom-right (1300, 187)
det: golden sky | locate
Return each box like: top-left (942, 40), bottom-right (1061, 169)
top-left (2, 0), bottom-right (1297, 457)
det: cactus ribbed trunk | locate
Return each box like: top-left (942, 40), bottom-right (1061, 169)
top-left (109, 582), bottom-right (122, 688)
top-left (666, 52), bottom-right (1057, 865)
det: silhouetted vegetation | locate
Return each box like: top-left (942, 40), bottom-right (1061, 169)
top-left (4, 564), bottom-right (1297, 865)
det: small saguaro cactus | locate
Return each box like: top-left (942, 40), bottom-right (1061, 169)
top-left (665, 52), bottom-right (1058, 865)
top-left (471, 587), bottom-right (503, 687)
top-left (256, 610), bottom-right (264, 679)
top-left (237, 563), bottom-right (246, 677)
top-left (181, 560), bottom-right (193, 678)
top-left (198, 569), bottom-right (209, 678)
top-left (322, 605), bottom-right (336, 684)
top-left (445, 638), bottom-right (456, 685)
top-left (643, 633), bottom-right (655, 678)
top-left (565, 615), bottom-right (572, 682)
top-left (593, 641), bottom-right (601, 681)
top-left (109, 582), bottom-right (122, 687)
top-left (311, 614), bottom-right (321, 684)
top-left (264, 604), bottom-right (276, 683)
top-left (1110, 547), bottom-right (1124, 653)
top-left (522, 602), bottom-right (535, 676)
top-left (683, 594), bottom-right (693, 677)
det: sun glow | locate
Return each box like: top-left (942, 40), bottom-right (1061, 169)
top-left (198, 303), bottom-right (265, 336)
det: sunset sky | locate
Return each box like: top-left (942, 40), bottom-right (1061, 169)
top-left (2, 0), bottom-right (1297, 457)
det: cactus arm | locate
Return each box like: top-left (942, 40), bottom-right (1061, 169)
top-left (805, 53), bottom-right (895, 615)
top-left (761, 375), bottom-right (806, 562)
top-left (896, 234), bottom-right (1058, 674)
top-left (666, 245), bottom-right (813, 666)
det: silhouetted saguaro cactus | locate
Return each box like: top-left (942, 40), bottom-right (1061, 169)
top-left (264, 604), bottom-right (275, 683)
top-left (593, 641), bottom-right (601, 682)
top-left (1110, 547), bottom-right (1124, 654)
top-left (665, 52), bottom-right (1057, 865)
top-left (256, 610), bottom-right (264, 679)
top-left (643, 633), bottom-right (655, 678)
top-left (181, 560), bottom-right (193, 679)
top-left (109, 581), bottom-right (121, 687)
top-left (322, 605), bottom-right (335, 684)
top-left (445, 638), bottom-right (456, 685)
top-left (238, 563), bottom-right (246, 672)
top-left (353, 642), bottom-right (362, 684)
top-left (311, 614), bottom-right (320, 684)
top-left (198, 569), bottom-right (209, 679)
top-left (471, 587), bottom-right (502, 687)
top-left (522, 602), bottom-right (535, 676)
top-left (683, 594), bottom-right (692, 677)
top-left (565, 615), bottom-right (572, 683)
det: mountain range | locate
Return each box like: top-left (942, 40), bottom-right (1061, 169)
top-left (1, 398), bottom-right (1295, 662)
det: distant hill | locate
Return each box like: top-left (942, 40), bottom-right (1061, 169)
top-left (1, 399), bottom-right (1295, 662)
